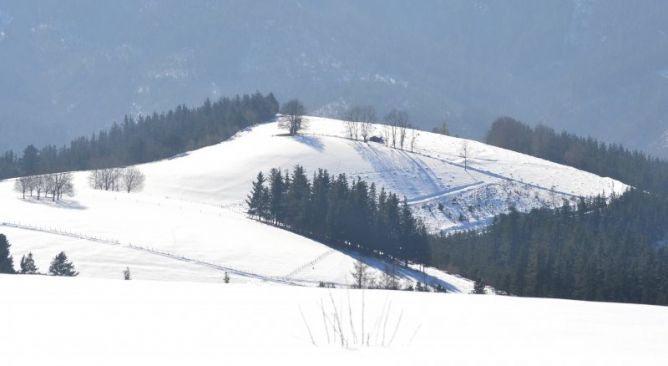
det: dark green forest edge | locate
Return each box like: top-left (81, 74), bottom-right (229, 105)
top-left (431, 117), bottom-right (668, 305)
top-left (246, 166), bottom-right (430, 265)
top-left (0, 93), bottom-right (278, 179)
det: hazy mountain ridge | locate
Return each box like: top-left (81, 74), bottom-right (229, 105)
top-left (1, 0), bottom-right (668, 157)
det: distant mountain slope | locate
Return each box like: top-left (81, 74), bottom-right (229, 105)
top-left (1, 1), bottom-right (668, 157)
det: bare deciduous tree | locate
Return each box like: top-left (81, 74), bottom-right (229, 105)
top-left (345, 105), bottom-right (377, 142)
top-left (15, 173), bottom-right (73, 201)
top-left (460, 141), bottom-right (470, 171)
top-left (34, 175), bottom-right (45, 200)
top-left (51, 172), bottom-right (74, 201)
top-left (14, 176), bottom-right (32, 199)
top-left (359, 106), bottom-right (376, 142)
top-left (90, 168), bottom-right (123, 191)
top-left (383, 109), bottom-right (409, 149)
top-left (409, 129), bottom-right (419, 152)
top-left (122, 167), bottom-right (146, 193)
top-left (351, 260), bottom-right (372, 289)
top-left (279, 99), bottom-right (307, 136)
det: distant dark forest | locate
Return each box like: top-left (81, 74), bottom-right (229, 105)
top-left (433, 118), bottom-right (668, 305)
top-left (431, 190), bottom-right (668, 305)
top-left (0, 92), bottom-right (279, 179)
top-left (486, 117), bottom-right (668, 195)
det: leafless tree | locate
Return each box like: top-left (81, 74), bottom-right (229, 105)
top-left (460, 141), bottom-right (470, 171)
top-left (351, 260), bottom-right (372, 289)
top-left (358, 106), bottom-right (376, 142)
top-left (343, 111), bottom-right (359, 141)
top-left (345, 105), bottom-right (377, 142)
top-left (51, 172), bottom-right (74, 201)
top-left (279, 99), bottom-right (307, 136)
top-left (122, 167), bottom-right (146, 193)
top-left (14, 176), bottom-right (32, 199)
top-left (34, 175), bottom-right (45, 200)
top-left (89, 168), bottom-right (122, 191)
top-left (43, 174), bottom-right (56, 200)
top-left (409, 129), bottom-right (419, 152)
top-left (383, 109), bottom-right (409, 149)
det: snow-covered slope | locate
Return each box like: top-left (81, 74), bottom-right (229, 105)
top-left (139, 116), bottom-right (627, 232)
top-left (0, 117), bottom-right (627, 286)
top-left (1, 275), bottom-right (667, 365)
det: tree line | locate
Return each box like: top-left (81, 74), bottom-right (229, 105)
top-left (429, 189), bottom-right (668, 305)
top-left (0, 92), bottom-right (279, 180)
top-left (246, 166), bottom-right (430, 265)
top-left (88, 167), bottom-right (145, 193)
top-left (14, 172), bottom-right (74, 201)
top-left (486, 117), bottom-right (668, 195)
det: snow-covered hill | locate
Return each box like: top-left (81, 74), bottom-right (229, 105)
top-left (0, 117), bottom-right (627, 286)
top-left (1, 275), bottom-right (666, 365)
top-left (138, 116), bottom-right (627, 233)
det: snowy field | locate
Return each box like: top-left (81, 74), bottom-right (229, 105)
top-left (0, 117), bottom-right (626, 286)
top-left (1, 275), bottom-right (666, 366)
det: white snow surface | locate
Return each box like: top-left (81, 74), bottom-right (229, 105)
top-left (1, 275), bottom-right (666, 365)
top-left (0, 117), bottom-right (627, 287)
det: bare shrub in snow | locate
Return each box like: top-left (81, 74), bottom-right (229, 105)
top-left (299, 290), bottom-right (416, 348)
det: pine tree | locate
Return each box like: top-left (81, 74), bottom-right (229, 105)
top-left (473, 278), bottom-right (486, 294)
top-left (123, 266), bottom-right (131, 280)
top-left (268, 168), bottom-right (286, 223)
top-left (49, 251), bottom-right (78, 276)
top-left (0, 234), bottom-right (15, 274)
top-left (246, 171), bottom-right (269, 220)
top-left (19, 252), bottom-right (38, 274)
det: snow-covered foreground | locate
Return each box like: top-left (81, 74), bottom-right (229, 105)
top-left (1, 275), bottom-right (666, 366)
top-left (0, 117), bottom-right (627, 286)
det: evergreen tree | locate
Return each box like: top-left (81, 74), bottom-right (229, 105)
top-left (123, 266), bottom-right (131, 280)
top-left (49, 251), bottom-right (78, 277)
top-left (268, 168), bottom-right (287, 224)
top-left (473, 278), bottom-right (486, 294)
top-left (19, 252), bottom-right (38, 274)
top-left (0, 234), bottom-right (15, 274)
top-left (246, 172), bottom-right (269, 220)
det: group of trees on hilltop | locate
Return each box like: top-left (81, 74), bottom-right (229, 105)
top-left (88, 167), bottom-right (145, 193)
top-left (0, 234), bottom-right (78, 276)
top-left (0, 93), bottom-right (279, 180)
top-left (247, 166), bottom-right (430, 264)
top-left (486, 117), bottom-right (668, 195)
top-left (430, 189), bottom-right (668, 305)
top-left (14, 172), bottom-right (74, 201)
